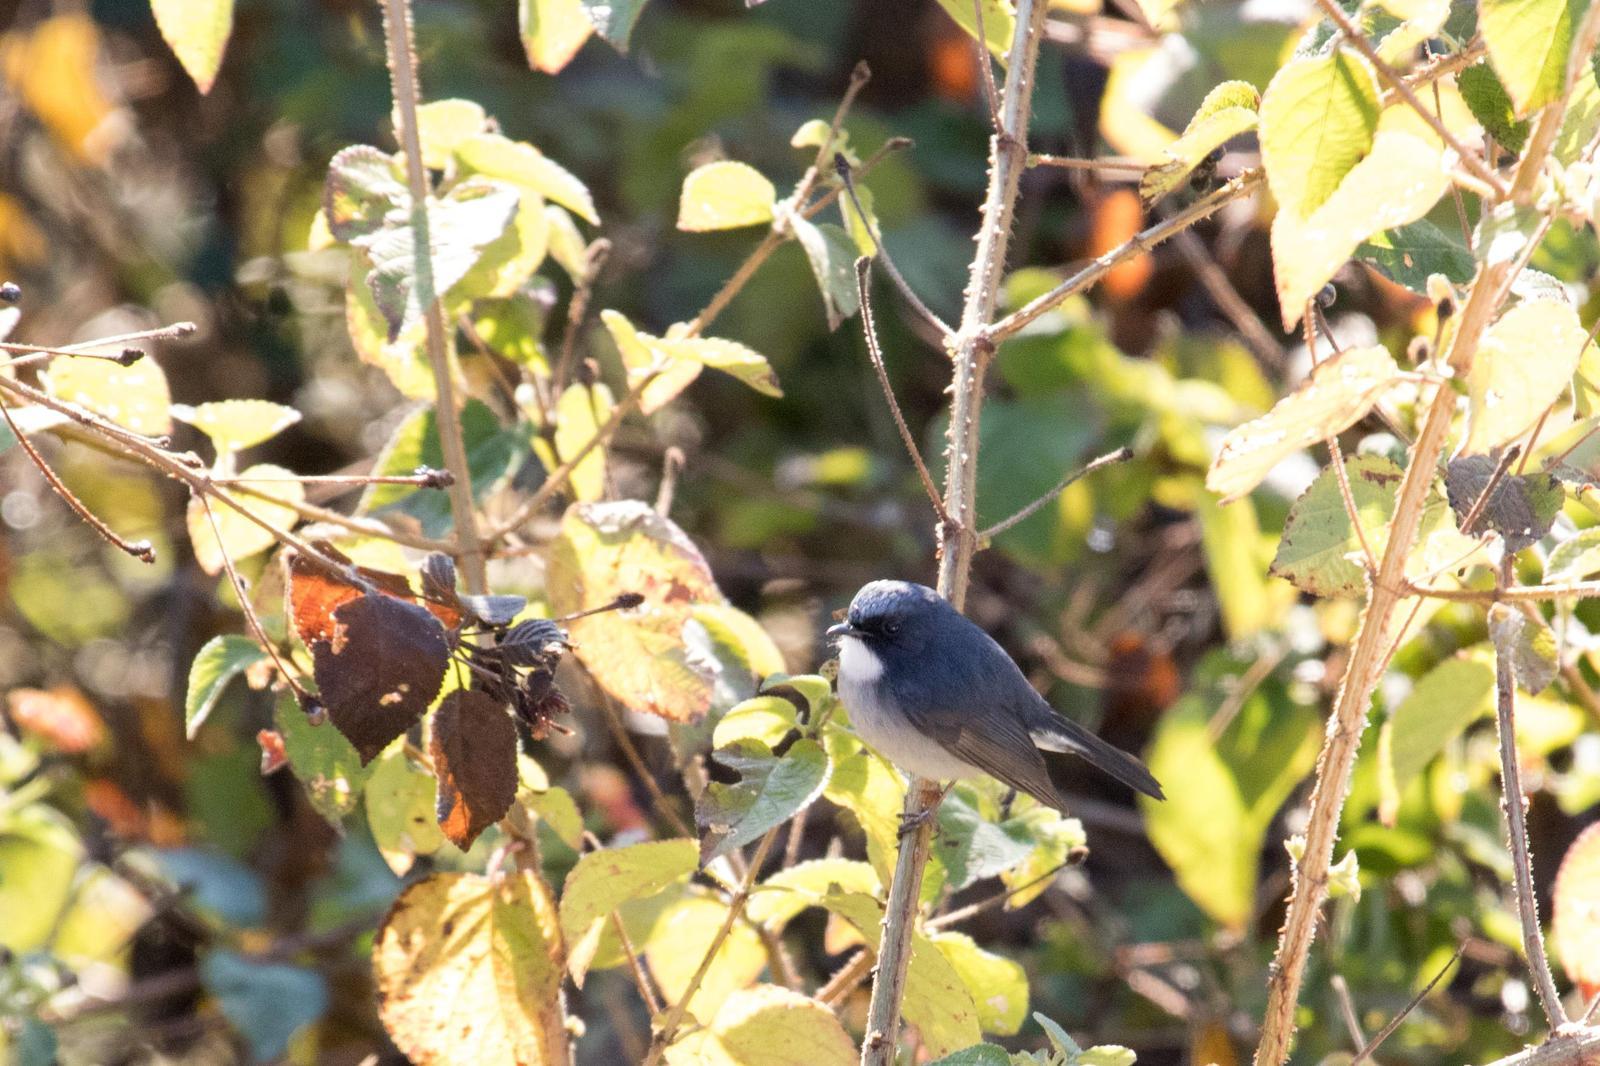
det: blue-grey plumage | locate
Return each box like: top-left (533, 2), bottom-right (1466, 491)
top-left (827, 580), bottom-right (1164, 811)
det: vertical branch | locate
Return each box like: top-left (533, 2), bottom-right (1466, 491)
top-left (380, 0), bottom-right (487, 594)
top-left (1488, 601), bottom-right (1569, 1029)
top-left (860, 1), bottom-right (1051, 1062)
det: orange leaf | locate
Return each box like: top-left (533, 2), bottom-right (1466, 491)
top-left (1553, 821), bottom-right (1600, 1003)
top-left (7, 684), bottom-right (106, 754)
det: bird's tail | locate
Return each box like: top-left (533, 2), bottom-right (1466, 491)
top-left (1031, 717), bottom-right (1165, 800)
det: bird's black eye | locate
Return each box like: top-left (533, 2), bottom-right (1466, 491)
top-left (883, 619), bottom-right (902, 636)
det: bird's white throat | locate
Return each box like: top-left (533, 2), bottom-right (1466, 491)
top-left (837, 636), bottom-right (884, 685)
top-left (835, 635), bottom-right (974, 781)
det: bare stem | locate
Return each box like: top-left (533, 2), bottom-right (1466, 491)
top-left (862, 1), bottom-right (1051, 1062)
top-left (977, 446), bottom-right (1132, 541)
top-left (1488, 600), bottom-right (1568, 1030)
top-left (380, 0), bottom-right (486, 594)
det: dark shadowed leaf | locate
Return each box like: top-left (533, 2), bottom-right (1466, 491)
top-left (430, 690), bottom-right (519, 850)
top-left (501, 618), bottom-right (568, 668)
top-left (461, 593), bottom-right (527, 627)
top-left (419, 552), bottom-right (460, 611)
top-left (696, 738), bottom-right (830, 861)
top-left (1458, 63), bottom-right (1530, 154)
top-left (312, 594), bottom-right (450, 763)
top-left (1444, 455), bottom-right (1563, 552)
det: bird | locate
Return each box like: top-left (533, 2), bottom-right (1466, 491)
top-left (827, 580), bottom-right (1164, 817)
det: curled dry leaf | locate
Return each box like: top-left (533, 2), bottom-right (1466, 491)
top-left (430, 690), bottom-right (519, 851)
top-left (311, 594), bottom-right (450, 764)
top-left (1205, 344), bottom-right (1400, 503)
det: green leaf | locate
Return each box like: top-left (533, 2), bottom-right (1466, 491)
top-left (929, 931), bottom-right (1029, 1035)
top-left (1480, 0), bottom-right (1586, 116)
top-left (558, 838), bottom-right (698, 983)
top-left (552, 382), bottom-right (614, 502)
top-left (663, 985), bottom-right (857, 1066)
top-left (677, 161), bottom-right (776, 231)
top-left (1514, 612), bottom-right (1561, 695)
top-left (546, 500), bottom-right (727, 722)
top-left (1259, 51), bottom-right (1380, 220)
top-left (1194, 486), bottom-right (1274, 639)
top-left (925, 1046), bottom-right (1012, 1066)
top-left (356, 179), bottom-right (521, 341)
top-left (185, 635), bottom-right (268, 739)
top-left (324, 145), bottom-right (408, 242)
top-left (171, 400), bottom-right (301, 456)
top-left (150, 0), bottom-right (233, 94)
top-left (580, 0), bottom-right (649, 52)
top-left (933, 0), bottom-right (1015, 58)
top-left (1378, 657), bottom-right (1496, 818)
top-left (791, 216), bottom-right (860, 331)
top-left (691, 605), bottom-right (788, 680)
top-left (520, 0), bottom-right (593, 73)
top-left (524, 784), bottom-right (584, 850)
top-left (821, 737), bottom-right (907, 886)
top-left (697, 738), bottom-right (830, 861)
top-left (1206, 344), bottom-right (1400, 502)
top-left (273, 695), bottom-right (372, 823)
top-left (713, 694), bottom-right (800, 750)
top-left (375, 870), bottom-right (567, 1065)
top-left (1458, 63), bottom-right (1531, 154)
top-left (934, 787), bottom-right (1036, 891)
top-left (1548, 527), bottom-right (1600, 581)
top-left (343, 251), bottom-right (448, 401)
top-left (366, 746), bottom-right (446, 876)
top-left (200, 951), bottom-right (327, 1062)
top-left (0, 804), bottom-right (83, 952)
top-left (602, 309), bottom-right (782, 413)
top-left (747, 858), bottom-right (880, 930)
top-left (1357, 218), bottom-right (1477, 291)
top-left (1271, 105), bottom-right (1451, 328)
top-left (1141, 81), bottom-right (1260, 206)
top-left (415, 99), bottom-right (488, 170)
top-left (1465, 298), bottom-right (1590, 453)
top-left (998, 804), bottom-right (1086, 909)
top-left (455, 132), bottom-right (599, 225)
top-left (363, 400), bottom-right (525, 538)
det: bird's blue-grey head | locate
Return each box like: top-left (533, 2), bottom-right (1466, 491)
top-left (826, 579), bottom-right (953, 656)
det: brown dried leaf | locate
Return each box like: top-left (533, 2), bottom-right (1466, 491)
top-left (287, 543), bottom-right (461, 647)
top-left (430, 690), bottom-right (519, 850)
top-left (312, 594), bottom-right (450, 763)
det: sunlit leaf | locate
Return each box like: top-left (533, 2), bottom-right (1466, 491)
top-left (928, 931), bottom-right (1028, 1036)
top-left (273, 695), bottom-right (373, 822)
top-left (791, 215), bottom-right (860, 330)
top-left (414, 99), bottom-right (488, 170)
top-left (696, 737), bottom-right (830, 861)
top-left (150, 0), bottom-right (233, 94)
top-left (746, 858), bottom-right (880, 931)
top-left (1141, 81), bottom-right (1259, 205)
top-left (44, 352), bottom-right (173, 436)
top-left (523, 783), bottom-right (584, 850)
top-left (1271, 106), bottom-right (1451, 327)
top-left (1464, 298), bottom-right (1590, 454)
top-left (1206, 344), bottom-right (1400, 502)
top-left (663, 985), bottom-right (856, 1066)
top-left (645, 892), bottom-right (766, 1021)
top-left (324, 145), bottom-right (408, 241)
top-left (0, 805), bottom-right (81, 953)
top-left (200, 951), bottom-right (327, 1062)
top-left (1480, 0), bottom-right (1585, 116)
top-left (677, 161), bottom-right (776, 231)
top-left (1377, 657), bottom-right (1495, 822)
top-left (473, 295), bottom-right (550, 372)
top-left (171, 400), bottom-right (301, 456)
top-left (553, 382), bottom-right (613, 502)
top-left (1547, 527), bottom-right (1600, 581)
top-left (544, 204), bottom-right (590, 278)
top-left (558, 838), bottom-right (698, 984)
top-left (691, 604), bottom-right (788, 680)
top-left (185, 635), bottom-right (268, 739)
top-left (1514, 612), bottom-right (1560, 695)
top-left (580, 0), bottom-right (649, 51)
top-left (186, 465), bottom-right (305, 575)
top-left (456, 132), bottom-right (599, 225)
top-left (1259, 51), bottom-right (1380, 220)
top-left (344, 251), bottom-right (448, 400)
top-left (1553, 821), bottom-right (1600, 1002)
top-left (363, 400), bottom-right (525, 538)
top-left (311, 594), bottom-right (451, 763)
top-left (366, 746), bottom-right (446, 876)
top-left (602, 309), bottom-right (781, 412)
top-left (932, 0), bottom-right (1015, 58)
top-left (375, 870), bottom-right (567, 1065)
top-left (546, 501), bottom-right (726, 722)
top-left (997, 805), bottom-right (1086, 909)
top-left (520, 0), bottom-right (593, 74)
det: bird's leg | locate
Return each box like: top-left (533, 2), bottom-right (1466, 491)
top-left (897, 782), bottom-right (953, 840)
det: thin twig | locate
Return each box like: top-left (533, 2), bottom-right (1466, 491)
top-left (1174, 230), bottom-right (1285, 368)
top-left (1488, 598), bottom-right (1568, 1030)
top-left (1331, 975), bottom-right (1368, 1050)
top-left (554, 239), bottom-right (611, 397)
top-left (596, 693), bottom-right (695, 839)
top-left (837, 156), bottom-right (951, 337)
top-left (1461, 446), bottom-right (1523, 536)
top-left (225, 480), bottom-right (455, 554)
top-left (610, 911), bottom-right (663, 1016)
top-left (977, 446), bottom-right (1133, 541)
top-left (1027, 154), bottom-right (1148, 172)
top-left (854, 257), bottom-right (949, 523)
top-left (381, 0), bottom-right (487, 594)
top-left (1307, 303), bottom-right (1379, 576)
top-left (1348, 947), bottom-right (1462, 1065)
top-left (818, 948), bottom-right (874, 1008)
top-left (971, 0), bottom-right (1003, 126)
top-left (927, 861), bottom-right (1072, 929)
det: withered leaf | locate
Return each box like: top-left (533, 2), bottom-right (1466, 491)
top-left (462, 593), bottom-right (527, 628)
top-left (312, 594), bottom-right (450, 763)
top-left (500, 618), bottom-right (567, 669)
top-left (288, 543), bottom-right (462, 646)
top-left (1444, 454), bottom-right (1563, 553)
top-left (430, 689), bottom-right (519, 849)
top-left (419, 552), bottom-right (462, 613)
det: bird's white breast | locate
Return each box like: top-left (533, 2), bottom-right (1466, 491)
top-left (836, 639), bottom-right (975, 781)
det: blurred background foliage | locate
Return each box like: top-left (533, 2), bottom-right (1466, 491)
top-left (1, 0), bottom-right (1599, 1063)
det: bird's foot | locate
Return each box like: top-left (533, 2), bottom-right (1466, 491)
top-left (896, 784), bottom-right (952, 840)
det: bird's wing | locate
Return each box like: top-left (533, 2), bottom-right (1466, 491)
top-left (1029, 710), bottom-right (1165, 800)
top-left (898, 692), bottom-right (1067, 813)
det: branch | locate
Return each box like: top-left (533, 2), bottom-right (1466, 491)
top-left (854, 257), bottom-right (949, 523)
top-left (862, 1), bottom-right (1052, 1062)
top-left (380, 0), bottom-right (487, 594)
top-left (977, 446), bottom-right (1132, 541)
top-left (1483, 1029), bottom-right (1600, 1066)
top-left (838, 155), bottom-right (951, 338)
top-left (1488, 600), bottom-right (1568, 1029)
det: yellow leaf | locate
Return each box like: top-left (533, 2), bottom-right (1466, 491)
top-left (1465, 298), bottom-right (1590, 454)
top-left (186, 465), bottom-right (304, 575)
top-left (520, 0), bottom-right (593, 74)
top-left (1097, 48), bottom-right (1179, 162)
top-left (375, 871), bottom-right (568, 1065)
top-left (413, 99), bottom-right (487, 170)
top-left (1260, 51), bottom-right (1381, 220)
top-left (171, 399), bottom-right (300, 455)
top-left (677, 161), bottom-right (776, 231)
top-left (1206, 344), bottom-right (1400, 502)
top-left (557, 839), bottom-right (698, 983)
top-left (456, 132), bottom-right (599, 224)
top-left (1, 15), bottom-right (116, 164)
top-left (664, 986), bottom-right (856, 1066)
top-left (150, 0), bottom-right (234, 95)
top-left (644, 893), bottom-right (766, 1021)
top-left (552, 382), bottom-right (613, 502)
top-left (45, 351), bottom-right (173, 436)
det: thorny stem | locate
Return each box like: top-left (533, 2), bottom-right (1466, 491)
top-left (863, 1), bottom-right (1050, 1062)
top-left (1489, 600), bottom-right (1569, 1030)
top-left (380, 0), bottom-right (486, 595)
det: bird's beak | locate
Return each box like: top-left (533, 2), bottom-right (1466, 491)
top-left (826, 621), bottom-right (856, 644)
